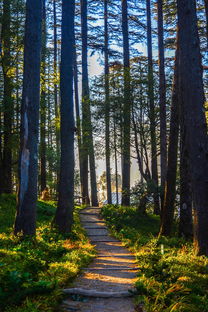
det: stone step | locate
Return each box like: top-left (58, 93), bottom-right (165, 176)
top-left (83, 267), bottom-right (139, 271)
top-left (87, 233), bottom-right (109, 237)
top-left (84, 226), bottom-right (107, 229)
top-left (81, 221), bottom-right (105, 223)
top-left (90, 240), bottom-right (118, 243)
top-left (97, 254), bottom-right (135, 258)
top-left (63, 288), bottom-right (135, 298)
top-left (80, 212), bottom-right (100, 216)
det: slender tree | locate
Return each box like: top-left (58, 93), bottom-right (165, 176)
top-left (1, 0), bottom-right (13, 194)
top-left (53, 0), bottom-right (60, 195)
top-left (74, 45), bottom-right (83, 195)
top-left (160, 46), bottom-right (180, 236)
top-left (157, 0), bottom-right (167, 206)
top-left (146, 0), bottom-right (160, 214)
top-left (177, 0), bottom-right (208, 256)
top-left (104, 0), bottom-right (112, 204)
top-left (14, 0), bottom-right (42, 235)
top-left (80, 0), bottom-right (90, 205)
top-left (81, 0), bottom-right (98, 206)
top-left (40, 0), bottom-right (47, 192)
top-left (53, 0), bottom-right (75, 233)
top-left (121, 0), bottom-right (131, 206)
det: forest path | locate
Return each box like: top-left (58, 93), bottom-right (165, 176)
top-left (61, 206), bottom-right (138, 312)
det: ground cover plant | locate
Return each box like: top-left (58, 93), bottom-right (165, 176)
top-left (0, 194), bottom-right (95, 312)
top-left (101, 205), bottom-right (208, 312)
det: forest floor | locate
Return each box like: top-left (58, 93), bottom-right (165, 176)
top-left (1, 197), bottom-right (208, 312)
top-left (61, 207), bottom-right (138, 312)
top-left (0, 195), bottom-right (96, 312)
top-left (101, 205), bottom-right (208, 312)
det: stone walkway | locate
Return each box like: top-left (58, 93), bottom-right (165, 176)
top-left (61, 207), bottom-right (138, 312)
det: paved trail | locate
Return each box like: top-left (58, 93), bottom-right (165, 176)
top-left (61, 207), bottom-right (138, 312)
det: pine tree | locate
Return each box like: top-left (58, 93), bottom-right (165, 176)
top-left (14, 0), bottom-right (42, 235)
top-left (53, 0), bottom-right (75, 233)
top-left (177, 0), bottom-right (208, 255)
top-left (121, 0), bottom-right (131, 206)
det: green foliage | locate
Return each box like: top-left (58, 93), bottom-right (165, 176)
top-left (101, 205), bottom-right (208, 312)
top-left (0, 194), bottom-right (95, 311)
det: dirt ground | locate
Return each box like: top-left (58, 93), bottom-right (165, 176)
top-left (61, 207), bottom-right (138, 312)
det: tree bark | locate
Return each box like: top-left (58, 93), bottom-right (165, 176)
top-left (104, 0), bottom-right (112, 205)
top-left (74, 45), bottom-right (83, 197)
top-left (53, 0), bottom-right (60, 197)
top-left (54, 0), bottom-right (75, 233)
top-left (14, 0), bottom-right (42, 236)
top-left (159, 45), bottom-right (180, 236)
top-left (113, 116), bottom-right (119, 205)
top-left (2, 0), bottom-right (13, 194)
top-left (81, 0), bottom-right (98, 206)
top-left (157, 0), bottom-right (167, 206)
top-left (40, 0), bottom-right (47, 192)
top-left (121, 0), bottom-right (131, 206)
top-left (146, 0), bottom-right (160, 214)
top-left (179, 128), bottom-right (193, 239)
top-left (177, 0), bottom-right (208, 256)
top-left (81, 0), bottom-right (90, 205)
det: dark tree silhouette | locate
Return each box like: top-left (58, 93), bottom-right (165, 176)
top-left (160, 45), bottom-right (180, 236)
top-left (146, 0), bottom-right (160, 214)
top-left (121, 0), bottom-right (131, 206)
top-left (177, 0), bottom-right (208, 256)
top-left (81, 0), bottom-right (98, 207)
top-left (157, 0), bottom-right (167, 206)
top-left (14, 0), bottom-right (42, 235)
top-left (40, 0), bottom-right (47, 192)
top-left (53, 0), bottom-right (75, 233)
top-left (104, 0), bottom-right (112, 205)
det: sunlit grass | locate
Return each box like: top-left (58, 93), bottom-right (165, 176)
top-left (0, 194), bottom-right (96, 312)
top-left (101, 204), bottom-right (208, 312)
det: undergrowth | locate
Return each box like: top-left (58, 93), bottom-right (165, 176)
top-left (101, 204), bottom-right (208, 312)
top-left (0, 194), bottom-right (95, 312)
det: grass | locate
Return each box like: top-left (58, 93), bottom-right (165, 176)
top-left (0, 194), bottom-right (96, 312)
top-left (101, 204), bottom-right (208, 312)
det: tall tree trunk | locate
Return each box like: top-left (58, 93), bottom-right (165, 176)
top-left (121, 0), bottom-right (131, 206)
top-left (104, 0), bottom-right (112, 205)
top-left (81, 0), bottom-right (90, 205)
top-left (146, 0), bottom-right (160, 214)
top-left (88, 124), bottom-right (98, 206)
top-left (179, 128), bottom-right (193, 239)
top-left (2, 0), bottom-right (13, 194)
top-left (81, 0), bottom-right (98, 206)
top-left (159, 46), bottom-right (180, 236)
top-left (157, 0), bottom-right (167, 206)
top-left (177, 0), bottom-right (208, 256)
top-left (74, 45), bottom-right (83, 196)
top-left (54, 0), bottom-right (75, 233)
top-left (113, 116), bottom-right (119, 205)
top-left (53, 0), bottom-right (60, 196)
top-left (14, 0), bottom-right (42, 236)
top-left (40, 0), bottom-right (47, 192)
